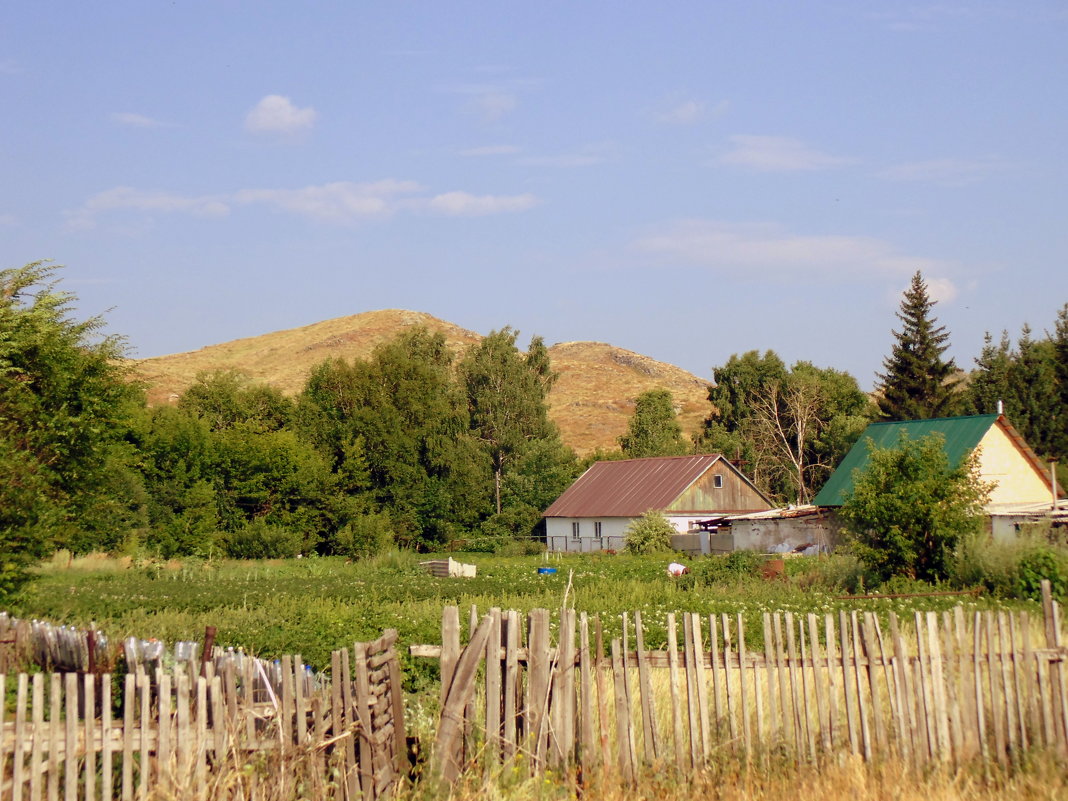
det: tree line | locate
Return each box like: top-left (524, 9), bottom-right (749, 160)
top-left (2, 263), bottom-right (1066, 593)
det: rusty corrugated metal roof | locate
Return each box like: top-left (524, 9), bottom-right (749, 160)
top-left (543, 454), bottom-right (727, 518)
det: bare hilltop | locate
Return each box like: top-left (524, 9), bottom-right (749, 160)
top-left (130, 310), bottom-right (710, 456)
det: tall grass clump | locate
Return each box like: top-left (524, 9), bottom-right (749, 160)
top-left (953, 526), bottom-right (1068, 601)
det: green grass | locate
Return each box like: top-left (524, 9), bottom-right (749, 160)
top-left (7, 551), bottom-right (1032, 682)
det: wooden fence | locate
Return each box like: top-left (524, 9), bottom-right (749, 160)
top-left (415, 585), bottom-right (1068, 780)
top-left (0, 630), bottom-right (406, 801)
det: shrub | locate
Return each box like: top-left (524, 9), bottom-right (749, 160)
top-left (223, 519), bottom-right (303, 559)
top-left (494, 538), bottom-right (544, 557)
top-left (1016, 546), bottom-right (1068, 601)
top-left (333, 512), bottom-right (394, 559)
top-left (623, 511), bottom-right (676, 555)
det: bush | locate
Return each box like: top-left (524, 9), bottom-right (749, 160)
top-left (623, 510), bottom-right (676, 555)
top-left (1016, 546), bottom-right (1068, 601)
top-left (952, 530), bottom-right (1068, 601)
top-left (333, 512), bottom-right (394, 559)
top-left (223, 519), bottom-right (303, 559)
top-left (494, 538), bottom-right (544, 557)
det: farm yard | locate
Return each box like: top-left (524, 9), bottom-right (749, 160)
top-left (3, 552), bottom-right (1068, 800)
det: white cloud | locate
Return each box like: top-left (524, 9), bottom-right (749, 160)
top-left (658, 100), bottom-right (704, 125)
top-left (426, 191), bottom-right (538, 216)
top-left (458, 144), bottom-right (522, 157)
top-left (234, 180), bottom-right (422, 222)
top-left (112, 112), bottom-right (165, 128)
top-left (876, 158), bottom-right (1010, 186)
top-left (474, 92), bottom-right (517, 122)
top-left (717, 135), bottom-right (856, 171)
top-left (66, 187), bottom-right (229, 230)
top-left (635, 220), bottom-right (952, 282)
top-left (68, 179), bottom-right (538, 227)
top-left (244, 95), bottom-right (318, 134)
top-left (519, 141), bottom-right (619, 168)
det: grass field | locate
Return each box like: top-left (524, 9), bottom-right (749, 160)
top-left (8, 550), bottom-right (1029, 680)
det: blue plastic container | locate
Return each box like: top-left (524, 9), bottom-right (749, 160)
top-left (537, 567), bottom-right (557, 575)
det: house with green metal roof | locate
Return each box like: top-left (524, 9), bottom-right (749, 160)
top-left (812, 414), bottom-right (1061, 511)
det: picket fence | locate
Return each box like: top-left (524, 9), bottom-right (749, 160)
top-left (0, 630), bottom-right (406, 801)
top-left (414, 583), bottom-right (1068, 780)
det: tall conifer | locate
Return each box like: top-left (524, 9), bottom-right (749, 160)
top-left (875, 271), bottom-right (960, 420)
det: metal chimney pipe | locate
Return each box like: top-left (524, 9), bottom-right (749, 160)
top-left (1053, 459), bottom-right (1060, 511)
top-left (997, 399), bottom-right (1004, 415)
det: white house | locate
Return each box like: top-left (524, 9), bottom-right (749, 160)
top-left (542, 454), bottom-right (774, 552)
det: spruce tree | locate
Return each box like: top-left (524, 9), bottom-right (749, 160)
top-left (875, 271), bottom-right (960, 420)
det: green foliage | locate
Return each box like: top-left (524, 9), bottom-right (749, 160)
top-left (0, 262), bottom-right (142, 594)
top-left (682, 551), bottom-right (766, 587)
top-left (623, 510), bottom-right (676, 554)
top-left (696, 351), bottom-right (871, 502)
top-left (840, 432), bottom-right (991, 583)
top-left (179, 370), bottom-right (294, 432)
top-left (618, 389), bottom-right (689, 458)
top-left (875, 271), bottom-right (961, 420)
top-left (222, 518), bottom-right (304, 559)
top-left (332, 512), bottom-right (395, 559)
top-left (1016, 546), bottom-right (1068, 601)
top-left (954, 530), bottom-right (1068, 602)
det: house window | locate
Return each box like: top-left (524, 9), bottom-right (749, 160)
top-left (572, 521), bottom-right (581, 540)
top-left (713, 474), bottom-right (724, 489)
top-left (594, 521), bottom-right (602, 540)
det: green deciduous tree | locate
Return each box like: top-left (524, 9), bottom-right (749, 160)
top-left (460, 328), bottom-right (564, 515)
top-left (623, 510), bottom-right (676, 554)
top-left (0, 262), bottom-right (143, 592)
top-left (619, 389), bottom-right (689, 458)
top-left (875, 271), bottom-right (961, 420)
top-left (695, 351), bottom-right (871, 502)
top-left (839, 432), bottom-right (991, 583)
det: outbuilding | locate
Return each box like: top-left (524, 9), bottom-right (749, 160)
top-left (542, 454), bottom-right (773, 552)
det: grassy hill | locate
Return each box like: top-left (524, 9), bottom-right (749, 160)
top-left (130, 309), bottom-right (710, 456)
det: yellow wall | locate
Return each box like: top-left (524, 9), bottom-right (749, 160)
top-left (976, 426), bottom-right (1053, 506)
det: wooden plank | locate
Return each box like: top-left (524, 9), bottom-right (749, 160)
top-left (762, 613), bottom-right (780, 746)
top-left (824, 614), bottom-right (839, 751)
top-left (63, 673), bottom-right (78, 801)
top-left (594, 617), bottom-right (612, 770)
top-left (294, 655), bottom-right (308, 746)
top-left (121, 675), bottom-right (134, 801)
top-left (838, 611), bottom-right (858, 755)
top-left (610, 639), bottom-right (634, 783)
top-left (176, 673), bottom-right (191, 793)
top-left (860, 614), bottom-right (886, 754)
top-left (340, 648), bottom-right (359, 801)
top-left (795, 615), bottom-right (815, 762)
top-left (465, 605), bottom-right (478, 766)
top-left (691, 614), bottom-right (711, 762)
top-left (1009, 612), bottom-right (1028, 753)
top-left (940, 610), bottom-right (962, 764)
top-left (805, 615), bottom-right (828, 756)
top-left (972, 612), bottom-right (988, 763)
top-left (526, 608), bottom-right (551, 769)
top-left (559, 608), bottom-right (577, 766)
top-left (721, 614), bottom-right (738, 751)
top-left (737, 614), bottom-right (751, 760)
top-left (440, 607), bottom-right (460, 712)
top-left (83, 675), bottom-right (96, 801)
top-left (579, 612), bottom-right (595, 767)
top-left (888, 614), bottom-right (914, 766)
top-left (666, 613), bottom-right (686, 773)
top-left (99, 675), bottom-right (112, 801)
top-left (0, 674), bottom-right (6, 800)
top-left (1040, 580), bottom-right (1066, 750)
top-left (195, 676), bottom-right (207, 798)
top-left (682, 613), bottom-right (700, 769)
top-left (1020, 612), bottom-right (1041, 751)
top-left (708, 614), bottom-right (722, 740)
top-left (13, 673), bottom-right (28, 801)
top-left (159, 671), bottom-right (173, 794)
top-left (504, 610), bottom-right (520, 760)
top-left (873, 615), bottom-right (904, 761)
top-left (434, 615), bottom-right (493, 783)
top-left (352, 642), bottom-right (375, 800)
top-left (954, 606), bottom-right (976, 760)
top-left (773, 614), bottom-right (795, 757)
top-left (30, 673), bottom-right (44, 801)
top-left (850, 612), bottom-right (871, 761)
top-left (995, 612), bottom-right (1016, 756)
top-left (985, 612), bottom-right (1006, 764)
top-left (1051, 600), bottom-right (1068, 754)
top-left (485, 608), bottom-right (502, 765)
top-left (48, 673), bottom-right (61, 801)
top-left (634, 611), bottom-right (659, 762)
top-left (211, 676), bottom-right (226, 776)
top-left (926, 612), bottom-right (951, 761)
top-left (138, 672), bottom-right (150, 801)
top-left (784, 613), bottom-right (807, 761)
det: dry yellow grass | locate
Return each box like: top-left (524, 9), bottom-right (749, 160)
top-left (128, 310), bottom-right (711, 456)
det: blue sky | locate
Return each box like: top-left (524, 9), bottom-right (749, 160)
top-left (3, 2), bottom-right (1066, 390)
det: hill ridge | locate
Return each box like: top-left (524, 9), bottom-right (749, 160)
top-left (130, 309), bottom-right (710, 455)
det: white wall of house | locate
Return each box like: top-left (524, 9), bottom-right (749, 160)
top-left (546, 515), bottom-right (702, 552)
